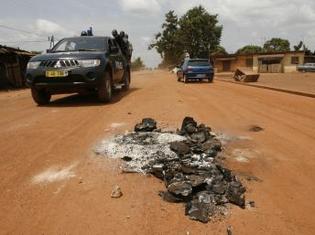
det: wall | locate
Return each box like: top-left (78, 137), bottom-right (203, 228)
top-left (214, 60), bottom-right (224, 72)
top-left (0, 54), bottom-right (30, 88)
top-left (215, 55), bottom-right (253, 72)
top-left (282, 52), bottom-right (304, 73)
top-left (233, 55), bottom-right (253, 70)
top-left (253, 56), bottom-right (259, 73)
top-left (215, 52), bottom-right (305, 73)
top-left (254, 52), bottom-right (305, 73)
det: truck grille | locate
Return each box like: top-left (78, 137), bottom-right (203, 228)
top-left (40, 59), bottom-right (79, 68)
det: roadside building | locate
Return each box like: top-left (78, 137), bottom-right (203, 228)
top-left (212, 51), bottom-right (308, 73)
top-left (0, 45), bottom-right (34, 89)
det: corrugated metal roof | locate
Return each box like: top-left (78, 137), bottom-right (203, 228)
top-left (216, 57), bottom-right (237, 61)
top-left (0, 45), bottom-right (34, 56)
top-left (257, 54), bottom-right (284, 59)
top-left (212, 51), bottom-right (305, 59)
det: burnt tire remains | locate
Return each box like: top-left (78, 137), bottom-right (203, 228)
top-left (96, 117), bottom-right (247, 223)
top-left (144, 117), bottom-right (246, 223)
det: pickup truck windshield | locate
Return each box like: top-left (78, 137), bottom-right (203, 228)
top-left (188, 60), bottom-right (210, 66)
top-left (52, 37), bottom-right (106, 52)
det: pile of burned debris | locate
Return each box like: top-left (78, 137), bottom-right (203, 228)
top-left (95, 117), bottom-right (246, 223)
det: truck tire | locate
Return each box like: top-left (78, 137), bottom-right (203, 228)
top-left (122, 69), bottom-right (130, 91)
top-left (98, 71), bottom-right (112, 103)
top-left (31, 88), bottom-right (51, 105)
top-left (183, 75), bottom-right (188, 83)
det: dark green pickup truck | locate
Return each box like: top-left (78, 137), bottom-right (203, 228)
top-left (26, 36), bottom-right (130, 105)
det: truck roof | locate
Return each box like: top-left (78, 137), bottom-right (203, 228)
top-left (188, 58), bottom-right (209, 61)
top-left (61, 36), bottom-right (112, 41)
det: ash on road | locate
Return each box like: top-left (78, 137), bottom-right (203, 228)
top-left (96, 117), bottom-right (247, 223)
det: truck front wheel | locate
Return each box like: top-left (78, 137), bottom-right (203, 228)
top-left (98, 71), bottom-right (112, 103)
top-left (183, 75), bottom-right (188, 83)
top-left (31, 88), bottom-right (51, 105)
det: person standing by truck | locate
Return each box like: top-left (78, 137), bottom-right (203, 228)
top-left (112, 29), bottom-right (133, 62)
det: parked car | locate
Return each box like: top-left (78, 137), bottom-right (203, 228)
top-left (26, 36), bottom-right (130, 105)
top-left (297, 63), bottom-right (315, 72)
top-left (176, 58), bottom-right (214, 83)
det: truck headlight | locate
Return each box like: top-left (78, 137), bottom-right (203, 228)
top-left (27, 61), bottom-right (41, 69)
top-left (78, 59), bottom-right (101, 68)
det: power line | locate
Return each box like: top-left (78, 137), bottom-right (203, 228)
top-left (0, 24), bottom-right (60, 46)
top-left (0, 40), bottom-right (48, 44)
top-left (0, 24), bottom-right (63, 49)
top-left (0, 23), bottom-right (64, 51)
top-left (0, 24), bottom-right (40, 35)
top-left (0, 25), bottom-right (59, 39)
top-left (0, 24), bottom-right (60, 40)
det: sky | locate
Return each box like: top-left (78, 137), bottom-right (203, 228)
top-left (0, 0), bottom-right (314, 67)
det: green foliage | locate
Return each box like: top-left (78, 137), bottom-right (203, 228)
top-left (149, 11), bottom-right (182, 66)
top-left (149, 6), bottom-right (223, 66)
top-left (131, 57), bottom-right (145, 71)
top-left (263, 38), bottom-right (290, 52)
top-left (293, 41), bottom-right (313, 54)
top-left (211, 46), bottom-right (227, 56)
top-left (178, 6), bottom-right (222, 58)
top-left (294, 41), bottom-right (304, 51)
top-left (236, 45), bottom-right (263, 54)
top-left (304, 46), bottom-right (313, 55)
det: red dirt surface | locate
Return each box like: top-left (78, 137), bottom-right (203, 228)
top-left (217, 72), bottom-right (315, 95)
top-left (0, 70), bottom-right (315, 234)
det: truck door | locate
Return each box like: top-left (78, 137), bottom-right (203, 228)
top-left (108, 39), bottom-right (121, 82)
top-left (112, 39), bottom-right (125, 80)
top-left (109, 39), bottom-right (124, 82)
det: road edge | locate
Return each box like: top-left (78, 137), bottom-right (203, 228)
top-left (215, 78), bottom-right (315, 99)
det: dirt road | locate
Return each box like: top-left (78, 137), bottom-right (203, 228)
top-left (217, 72), bottom-right (315, 96)
top-left (0, 70), bottom-right (314, 235)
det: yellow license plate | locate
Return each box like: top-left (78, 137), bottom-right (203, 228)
top-left (45, 70), bottom-right (68, 77)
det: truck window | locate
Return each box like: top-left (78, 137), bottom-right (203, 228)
top-left (188, 60), bottom-right (210, 66)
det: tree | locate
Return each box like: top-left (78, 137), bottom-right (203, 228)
top-left (294, 41), bottom-right (304, 51)
top-left (236, 45), bottom-right (263, 54)
top-left (293, 41), bottom-right (313, 54)
top-left (149, 6), bottom-right (223, 66)
top-left (131, 57), bottom-right (145, 71)
top-left (263, 38), bottom-right (290, 52)
top-left (178, 6), bottom-right (222, 58)
top-left (149, 11), bottom-right (183, 67)
top-left (211, 45), bottom-right (227, 56)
